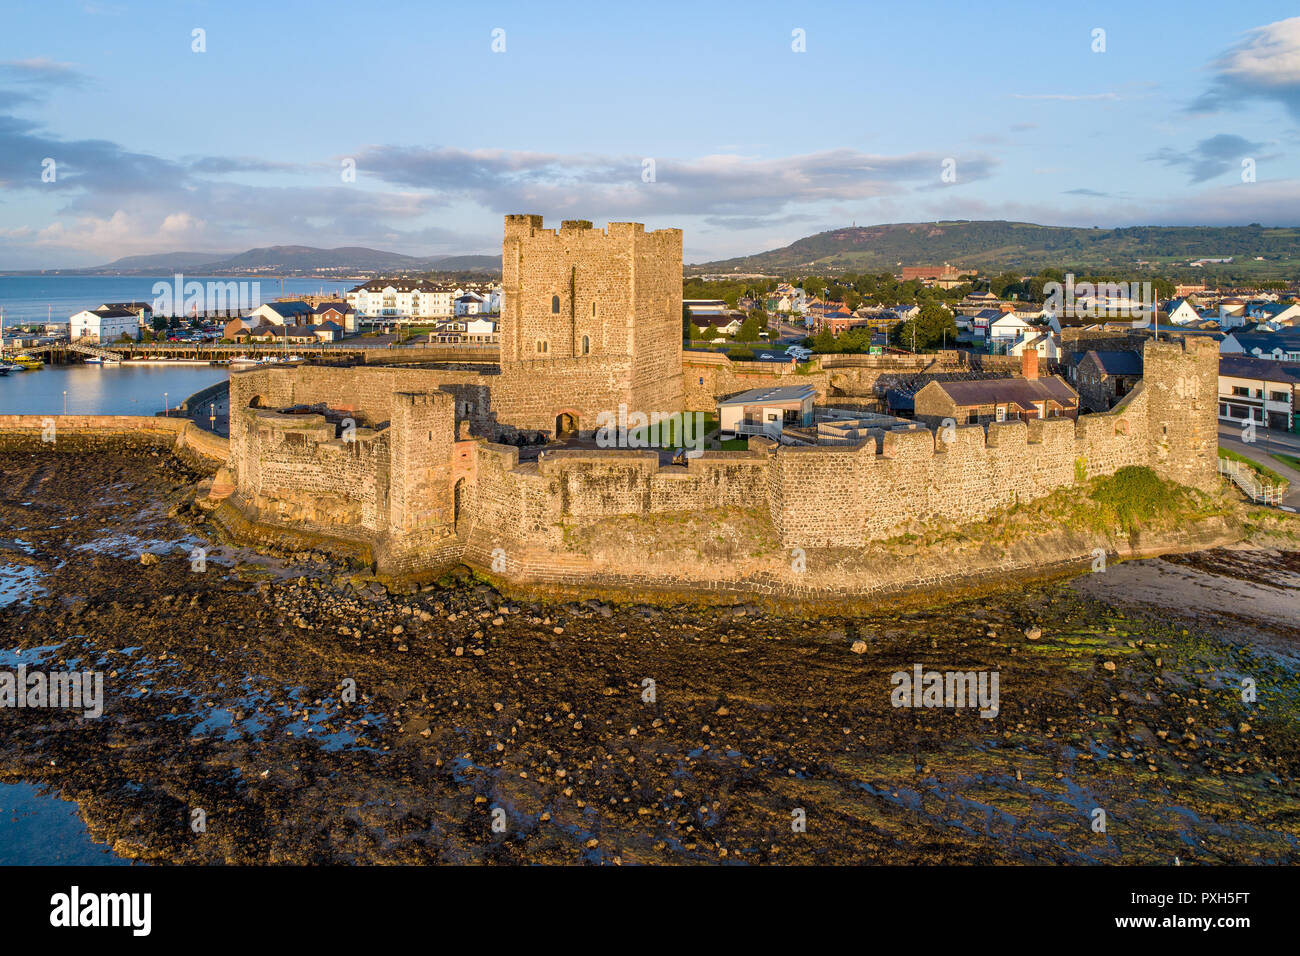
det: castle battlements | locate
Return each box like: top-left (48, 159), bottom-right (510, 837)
top-left (218, 216), bottom-right (1221, 593)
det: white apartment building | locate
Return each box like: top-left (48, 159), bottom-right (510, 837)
top-left (346, 281), bottom-right (457, 321)
top-left (345, 281), bottom-right (502, 322)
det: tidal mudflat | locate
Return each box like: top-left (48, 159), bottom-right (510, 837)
top-left (1, 443), bottom-right (1297, 864)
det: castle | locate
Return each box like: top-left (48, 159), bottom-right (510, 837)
top-left (216, 215), bottom-right (1221, 601)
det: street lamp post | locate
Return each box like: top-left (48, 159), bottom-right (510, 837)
top-left (164, 392), bottom-right (168, 416)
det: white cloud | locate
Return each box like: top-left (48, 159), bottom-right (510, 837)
top-left (1192, 16), bottom-right (1300, 119)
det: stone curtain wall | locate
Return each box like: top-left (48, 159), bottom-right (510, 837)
top-left (498, 216), bottom-right (683, 433)
top-left (228, 371), bottom-right (466, 543)
top-left (538, 448), bottom-right (768, 517)
top-left (455, 338), bottom-right (1214, 554)
top-left (0, 414), bottom-right (227, 472)
top-left (236, 408), bottom-right (390, 532)
top-left (767, 338), bottom-right (1214, 547)
top-left (462, 444), bottom-right (769, 545)
top-left (228, 364), bottom-right (496, 434)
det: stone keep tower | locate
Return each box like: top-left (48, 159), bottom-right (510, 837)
top-left (497, 214), bottom-right (683, 436)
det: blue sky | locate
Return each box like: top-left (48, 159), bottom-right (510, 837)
top-left (1, 0), bottom-right (1299, 268)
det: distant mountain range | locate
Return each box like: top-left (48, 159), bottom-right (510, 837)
top-left (14, 220), bottom-right (1300, 281)
top-left (14, 245), bottom-right (503, 277)
top-left (690, 220), bottom-right (1300, 279)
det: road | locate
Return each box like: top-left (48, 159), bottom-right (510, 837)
top-left (1217, 421), bottom-right (1300, 508)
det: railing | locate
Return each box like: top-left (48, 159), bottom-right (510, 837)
top-left (1218, 457), bottom-right (1286, 506)
top-left (66, 338), bottom-right (122, 362)
top-left (394, 340), bottom-right (500, 349)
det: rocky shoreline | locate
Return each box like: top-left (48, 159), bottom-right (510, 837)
top-left (1, 440), bottom-right (1298, 864)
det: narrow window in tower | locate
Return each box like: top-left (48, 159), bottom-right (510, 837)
top-left (536, 340), bottom-right (548, 354)
top-left (551, 295), bottom-right (560, 314)
top-left (582, 335), bottom-right (590, 355)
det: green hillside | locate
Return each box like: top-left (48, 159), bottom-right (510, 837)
top-left (690, 221), bottom-right (1300, 282)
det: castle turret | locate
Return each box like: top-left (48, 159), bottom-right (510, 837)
top-left (1141, 336), bottom-right (1219, 492)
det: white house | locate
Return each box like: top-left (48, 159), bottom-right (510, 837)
top-left (429, 317), bottom-right (499, 344)
top-left (716, 385), bottom-right (816, 437)
top-left (1008, 330), bottom-right (1062, 361)
top-left (1246, 302), bottom-right (1300, 326)
top-left (1166, 299), bottom-right (1201, 326)
top-left (69, 308), bottom-right (139, 344)
top-left (95, 301), bottom-right (154, 330)
top-left (454, 292), bottom-right (486, 316)
top-left (464, 317), bottom-right (497, 342)
top-left (988, 313), bottom-right (1034, 349)
top-left (968, 308), bottom-right (1003, 339)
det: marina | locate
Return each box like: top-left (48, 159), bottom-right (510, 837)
top-left (0, 362), bottom-right (228, 417)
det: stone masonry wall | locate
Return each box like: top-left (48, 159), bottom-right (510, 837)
top-left (236, 408), bottom-right (389, 532)
top-left (453, 337), bottom-right (1214, 559)
top-left (0, 415), bottom-right (227, 473)
top-left (497, 215), bottom-right (683, 434)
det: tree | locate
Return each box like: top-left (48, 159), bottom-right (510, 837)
top-left (896, 303), bottom-right (958, 351)
top-left (838, 328), bottom-right (873, 353)
top-left (737, 314), bottom-right (764, 341)
top-left (810, 328), bottom-right (837, 353)
top-left (802, 277), bottom-right (827, 298)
